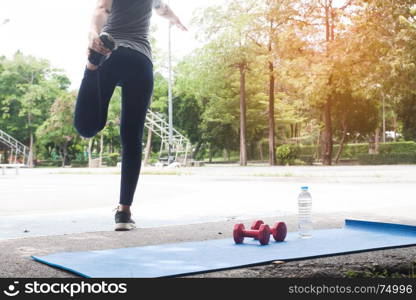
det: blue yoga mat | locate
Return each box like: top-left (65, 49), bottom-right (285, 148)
top-left (32, 220), bottom-right (416, 278)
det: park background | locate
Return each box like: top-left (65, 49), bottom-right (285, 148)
top-left (0, 0), bottom-right (416, 169)
top-left (1, 0), bottom-right (416, 279)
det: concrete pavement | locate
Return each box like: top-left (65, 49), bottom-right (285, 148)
top-left (1, 213), bottom-right (415, 278)
top-left (1, 164), bottom-right (415, 277)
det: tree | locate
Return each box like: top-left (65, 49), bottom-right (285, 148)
top-left (36, 93), bottom-right (77, 167)
top-left (248, 0), bottom-right (300, 165)
top-left (193, 0), bottom-right (267, 165)
top-left (295, 0), bottom-right (357, 165)
top-left (0, 52), bottom-right (70, 166)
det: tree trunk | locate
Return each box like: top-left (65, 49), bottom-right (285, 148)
top-left (32, 146), bottom-right (36, 166)
top-left (315, 127), bottom-right (321, 161)
top-left (144, 125), bottom-right (153, 166)
top-left (393, 113), bottom-right (398, 142)
top-left (28, 130), bottom-right (34, 168)
top-left (209, 145), bottom-right (213, 163)
top-left (192, 141), bottom-right (203, 160)
top-left (321, 98), bottom-right (333, 165)
top-left (268, 61), bottom-right (276, 166)
top-left (27, 72), bottom-right (35, 168)
top-left (88, 138), bottom-right (93, 168)
top-left (58, 145), bottom-right (67, 168)
top-left (320, 2), bottom-right (336, 166)
top-left (374, 127), bottom-right (380, 154)
top-left (27, 108), bottom-right (34, 168)
top-left (294, 123), bottom-right (297, 139)
top-left (223, 149), bottom-right (227, 162)
top-left (99, 134), bottom-right (104, 167)
top-left (267, 15), bottom-right (277, 166)
top-left (62, 142), bottom-right (69, 167)
top-left (94, 138), bottom-right (98, 154)
top-left (239, 64), bottom-right (247, 166)
top-left (258, 141), bottom-right (264, 162)
top-left (334, 114), bottom-right (348, 164)
top-left (59, 148), bottom-right (64, 167)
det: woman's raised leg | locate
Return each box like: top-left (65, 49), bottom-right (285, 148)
top-left (73, 55), bottom-right (119, 138)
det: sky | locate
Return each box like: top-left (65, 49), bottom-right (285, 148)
top-left (0, 0), bottom-right (224, 89)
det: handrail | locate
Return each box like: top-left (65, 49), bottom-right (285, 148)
top-left (0, 129), bottom-right (29, 165)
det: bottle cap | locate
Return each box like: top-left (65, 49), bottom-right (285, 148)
top-left (301, 186), bottom-right (308, 191)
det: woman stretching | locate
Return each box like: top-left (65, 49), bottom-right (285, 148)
top-left (73, 0), bottom-right (187, 231)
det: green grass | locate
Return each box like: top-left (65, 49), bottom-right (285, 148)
top-left (345, 264), bottom-right (416, 278)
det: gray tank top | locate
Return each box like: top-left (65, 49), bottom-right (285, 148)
top-left (102, 0), bottom-right (162, 65)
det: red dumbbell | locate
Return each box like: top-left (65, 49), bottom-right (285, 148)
top-left (251, 220), bottom-right (287, 242)
top-left (233, 223), bottom-right (271, 245)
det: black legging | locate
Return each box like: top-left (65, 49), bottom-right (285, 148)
top-left (73, 46), bottom-right (154, 206)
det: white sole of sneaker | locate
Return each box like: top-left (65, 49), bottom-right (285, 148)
top-left (115, 223), bottom-right (136, 231)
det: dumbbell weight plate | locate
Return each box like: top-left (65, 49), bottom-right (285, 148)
top-left (251, 220), bottom-right (264, 230)
top-left (233, 223), bottom-right (245, 244)
top-left (251, 220), bottom-right (264, 240)
top-left (257, 224), bottom-right (271, 245)
top-left (272, 222), bottom-right (287, 242)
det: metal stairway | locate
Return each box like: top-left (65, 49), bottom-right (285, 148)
top-left (0, 129), bottom-right (29, 165)
top-left (145, 110), bottom-right (192, 165)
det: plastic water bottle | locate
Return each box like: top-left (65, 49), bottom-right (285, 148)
top-left (298, 186), bottom-right (313, 238)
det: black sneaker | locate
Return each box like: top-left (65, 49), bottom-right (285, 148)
top-left (115, 210), bottom-right (136, 231)
top-left (88, 32), bottom-right (116, 67)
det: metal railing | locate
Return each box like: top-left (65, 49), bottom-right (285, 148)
top-left (0, 129), bottom-right (28, 165)
top-left (145, 110), bottom-right (192, 165)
